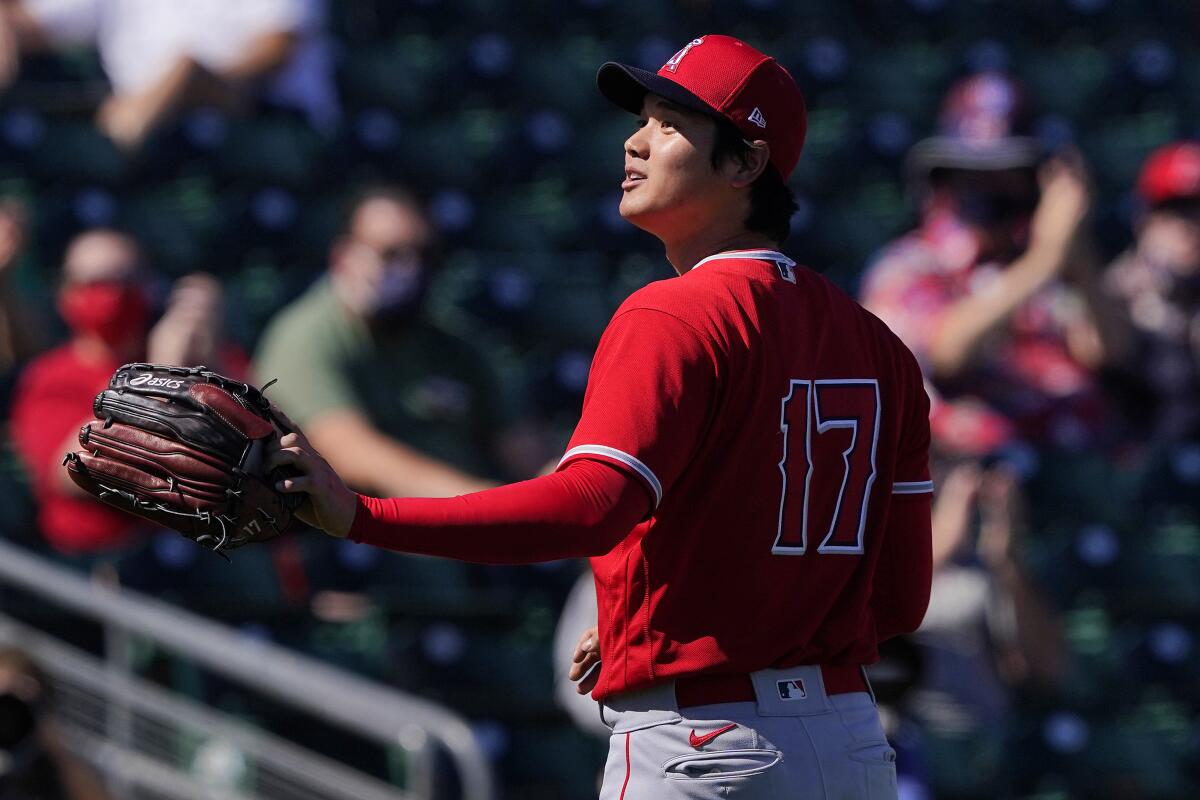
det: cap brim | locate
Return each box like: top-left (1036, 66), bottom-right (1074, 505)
top-left (597, 62), bottom-right (722, 120)
top-left (908, 136), bottom-right (1043, 174)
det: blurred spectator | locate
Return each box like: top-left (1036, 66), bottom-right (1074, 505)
top-left (0, 0), bottom-right (339, 149)
top-left (255, 187), bottom-right (545, 499)
top-left (8, 228), bottom-right (246, 554)
top-left (861, 73), bottom-right (1128, 454)
top-left (908, 459), bottom-right (1066, 797)
top-left (0, 202), bottom-right (46, 417)
top-left (1104, 141), bottom-right (1200, 442)
top-left (0, 647), bottom-right (110, 799)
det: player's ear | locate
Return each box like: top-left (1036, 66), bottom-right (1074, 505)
top-left (728, 140), bottom-right (770, 189)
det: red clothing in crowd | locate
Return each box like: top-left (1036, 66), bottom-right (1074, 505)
top-left (860, 210), bottom-right (1107, 452)
top-left (10, 344), bottom-right (136, 552)
top-left (10, 343), bottom-right (251, 554)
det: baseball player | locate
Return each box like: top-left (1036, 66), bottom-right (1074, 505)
top-left (269, 34), bottom-right (933, 799)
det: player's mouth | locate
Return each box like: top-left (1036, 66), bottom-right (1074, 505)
top-left (622, 168), bottom-right (646, 191)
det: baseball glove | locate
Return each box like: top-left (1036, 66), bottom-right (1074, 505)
top-left (62, 363), bottom-right (302, 555)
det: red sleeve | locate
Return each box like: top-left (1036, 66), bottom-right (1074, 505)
top-left (871, 492), bottom-right (933, 641)
top-left (556, 307), bottom-right (718, 511)
top-left (891, 353), bottom-right (933, 494)
top-left (349, 459), bottom-right (649, 564)
top-left (873, 359), bottom-right (934, 640)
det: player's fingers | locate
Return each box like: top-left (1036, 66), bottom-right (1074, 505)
top-left (571, 644), bottom-right (594, 670)
top-left (568, 654), bottom-right (597, 681)
top-left (276, 475), bottom-right (311, 494)
top-left (572, 626), bottom-right (599, 660)
top-left (576, 663), bottom-right (601, 694)
top-left (265, 446), bottom-right (297, 471)
top-left (569, 647), bottom-right (601, 682)
top-left (279, 432), bottom-right (304, 449)
top-left (266, 446), bottom-right (311, 473)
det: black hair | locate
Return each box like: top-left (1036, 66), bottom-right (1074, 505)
top-left (710, 120), bottom-right (798, 244)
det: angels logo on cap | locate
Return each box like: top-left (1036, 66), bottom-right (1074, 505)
top-left (664, 37), bottom-right (704, 73)
top-left (596, 35), bottom-right (807, 179)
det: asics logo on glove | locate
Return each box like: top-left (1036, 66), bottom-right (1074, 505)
top-left (129, 375), bottom-right (185, 389)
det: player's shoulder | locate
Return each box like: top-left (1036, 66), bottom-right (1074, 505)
top-left (611, 275), bottom-right (716, 332)
top-left (802, 267), bottom-right (924, 379)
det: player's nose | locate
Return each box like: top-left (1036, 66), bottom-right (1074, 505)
top-left (624, 127), bottom-right (648, 161)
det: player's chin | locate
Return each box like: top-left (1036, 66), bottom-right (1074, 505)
top-left (618, 196), bottom-right (658, 228)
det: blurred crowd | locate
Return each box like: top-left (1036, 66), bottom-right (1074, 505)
top-left (0, 3), bottom-right (1198, 799)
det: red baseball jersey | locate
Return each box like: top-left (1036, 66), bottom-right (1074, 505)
top-left (558, 248), bottom-right (933, 700)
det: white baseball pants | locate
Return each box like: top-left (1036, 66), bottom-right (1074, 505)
top-left (597, 665), bottom-right (897, 799)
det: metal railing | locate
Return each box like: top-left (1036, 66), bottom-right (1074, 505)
top-left (0, 538), bottom-right (496, 800)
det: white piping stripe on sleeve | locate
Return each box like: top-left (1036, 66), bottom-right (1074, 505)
top-left (893, 480), bottom-right (934, 494)
top-left (559, 445), bottom-right (664, 508)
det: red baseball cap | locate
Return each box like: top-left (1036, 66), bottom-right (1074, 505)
top-left (1137, 142), bottom-right (1200, 206)
top-left (597, 35), bottom-right (807, 180)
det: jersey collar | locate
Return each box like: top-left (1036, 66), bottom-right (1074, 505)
top-left (691, 249), bottom-right (796, 270)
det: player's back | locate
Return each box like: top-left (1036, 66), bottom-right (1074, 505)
top-left (582, 249), bottom-right (931, 699)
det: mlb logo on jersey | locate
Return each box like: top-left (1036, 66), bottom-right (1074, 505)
top-left (776, 678), bottom-right (807, 700)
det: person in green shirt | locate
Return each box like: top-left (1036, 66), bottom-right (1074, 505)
top-left (255, 187), bottom-right (541, 498)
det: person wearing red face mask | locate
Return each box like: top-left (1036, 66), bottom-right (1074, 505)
top-left (9, 228), bottom-right (247, 554)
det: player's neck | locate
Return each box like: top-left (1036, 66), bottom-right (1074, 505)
top-left (664, 230), bottom-right (779, 276)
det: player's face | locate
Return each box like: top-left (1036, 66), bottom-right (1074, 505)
top-left (619, 95), bottom-right (730, 238)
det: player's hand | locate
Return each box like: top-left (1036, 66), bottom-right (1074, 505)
top-left (568, 626), bottom-right (601, 695)
top-left (265, 408), bottom-right (357, 538)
